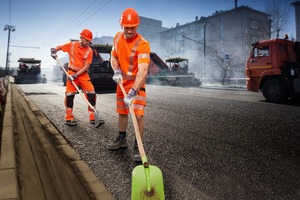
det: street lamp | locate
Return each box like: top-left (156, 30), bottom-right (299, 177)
top-left (4, 24), bottom-right (16, 75)
top-left (181, 20), bottom-right (209, 79)
top-left (181, 34), bottom-right (205, 78)
top-left (202, 21), bottom-right (210, 79)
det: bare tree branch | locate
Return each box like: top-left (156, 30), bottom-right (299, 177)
top-left (265, 0), bottom-right (290, 38)
top-left (209, 50), bottom-right (243, 85)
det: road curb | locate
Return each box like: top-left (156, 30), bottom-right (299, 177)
top-left (0, 82), bottom-right (114, 200)
top-left (0, 81), bottom-right (18, 200)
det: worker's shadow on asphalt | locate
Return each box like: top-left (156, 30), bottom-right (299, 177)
top-left (107, 147), bottom-right (139, 168)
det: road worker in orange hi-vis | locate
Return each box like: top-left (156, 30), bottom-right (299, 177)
top-left (50, 29), bottom-right (105, 126)
top-left (107, 8), bottom-right (150, 162)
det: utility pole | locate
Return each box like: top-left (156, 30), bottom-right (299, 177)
top-left (181, 33), bottom-right (206, 78)
top-left (203, 22), bottom-right (207, 78)
top-left (4, 24), bottom-right (16, 75)
top-left (4, 0), bottom-right (16, 75)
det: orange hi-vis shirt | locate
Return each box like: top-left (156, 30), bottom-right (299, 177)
top-left (60, 41), bottom-right (92, 72)
top-left (111, 32), bottom-right (150, 82)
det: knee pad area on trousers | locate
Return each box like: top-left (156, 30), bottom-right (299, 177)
top-left (87, 94), bottom-right (96, 106)
top-left (66, 95), bottom-right (75, 108)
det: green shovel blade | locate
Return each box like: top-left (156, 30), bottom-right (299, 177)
top-left (131, 165), bottom-right (165, 200)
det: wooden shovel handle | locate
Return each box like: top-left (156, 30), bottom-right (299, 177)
top-left (118, 83), bottom-right (146, 158)
top-left (56, 58), bottom-right (96, 113)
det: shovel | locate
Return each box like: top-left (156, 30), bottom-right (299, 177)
top-left (118, 83), bottom-right (165, 200)
top-left (56, 58), bottom-right (103, 128)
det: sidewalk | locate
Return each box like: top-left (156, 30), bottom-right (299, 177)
top-left (0, 81), bottom-right (114, 200)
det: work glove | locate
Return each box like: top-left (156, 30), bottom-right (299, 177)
top-left (124, 88), bottom-right (137, 107)
top-left (112, 69), bottom-right (122, 83)
top-left (50, 48), bottom-right (57, 59)
top-left (68, 74), bottom-right (78, 82)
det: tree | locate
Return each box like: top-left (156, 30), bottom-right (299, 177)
top-left (265, 0), bottom-right (290, 38)
top-left (209, 50), bottom-right (242, 85)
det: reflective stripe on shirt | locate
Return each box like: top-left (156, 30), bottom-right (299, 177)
top-left (68, 42), bottom-right (92, 72)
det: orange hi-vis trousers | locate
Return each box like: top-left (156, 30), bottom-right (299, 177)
top-left (64, 70), bottom-right (96, 121)
top-left (116, 81), bottom-right (146, 116)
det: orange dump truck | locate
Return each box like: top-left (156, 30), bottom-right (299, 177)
top-left (245, 37), bottom-right (300, 103)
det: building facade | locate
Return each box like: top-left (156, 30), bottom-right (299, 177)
top-left (90, 6), bottom-right (271, 82)
top-left (138, 16), bottom-right (169, 54)
top-left (291, 1), bottom-right (300, 42)
top-left (159, 6), bottom-right (271, 79)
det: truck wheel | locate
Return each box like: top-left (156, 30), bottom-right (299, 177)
top-left (262, 79), bottom-right (287, 103)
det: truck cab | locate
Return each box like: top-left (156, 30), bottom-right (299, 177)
top-left (246, 37), bottom-right (300, 103)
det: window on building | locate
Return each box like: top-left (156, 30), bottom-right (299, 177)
top-left (252, 37), bottom-right (258, 42)
top-left (251, 21), bottom-right (258, 30)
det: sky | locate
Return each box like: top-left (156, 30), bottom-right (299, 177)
top-left (0, 0), bottom-right (297, 70)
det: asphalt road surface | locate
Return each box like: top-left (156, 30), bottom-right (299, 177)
top-left (17, 83), bottom-right (300, 200)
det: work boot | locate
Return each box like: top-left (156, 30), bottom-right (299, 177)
top-left (107, 136), bottom-right (128, 150)
top-left (133, 143), bottom-right (141, 162)
top-left (65, 120), bottom-right (77, 126)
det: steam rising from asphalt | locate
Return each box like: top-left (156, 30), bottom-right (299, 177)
top-left (160, 43), bottom-right (246, 88)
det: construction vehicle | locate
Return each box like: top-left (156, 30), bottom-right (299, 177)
top-left (14, 58), bottom-right (47, 84)
top-left (62, 44), bottom-right (116, 88)
top-left (62, 45), bottom-right (200, 88)
top-left (245, 36), bottom-right (300, 103)
top-left (88, 44), bottom-right (115, 88)
top-left (147, 53), bottom-right (201, 87)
